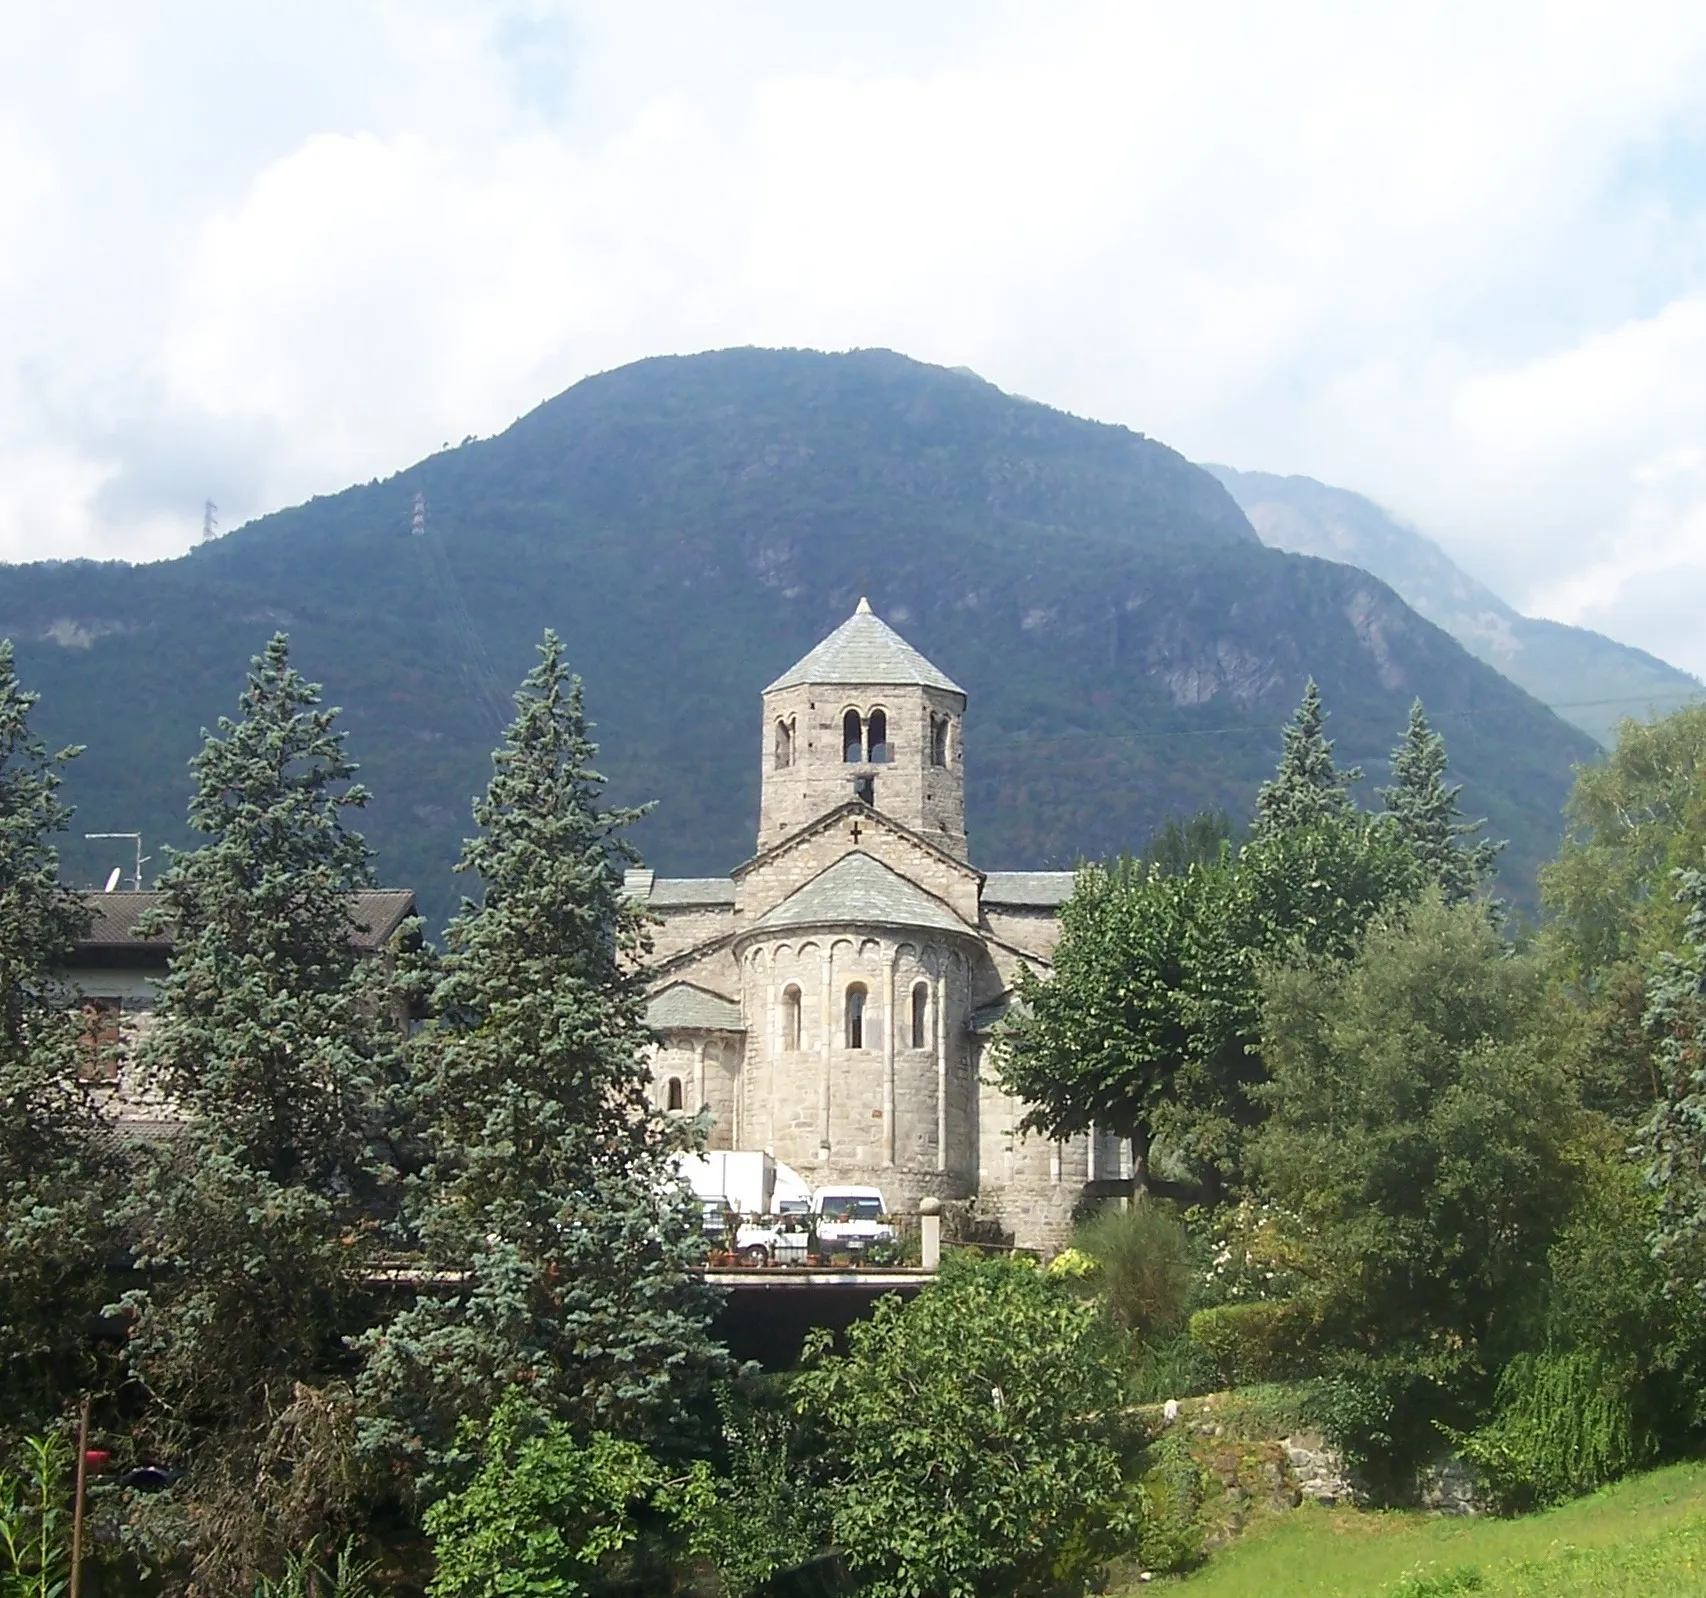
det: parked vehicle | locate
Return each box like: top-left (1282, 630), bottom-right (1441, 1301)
top-left (812, 1186), bottom-right (895, 1257)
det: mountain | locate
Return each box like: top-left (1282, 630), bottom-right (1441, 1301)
top-left (0, 349), bottom-right (1595, 924)
top-left (1206, 466), bottom-right (1702, 748)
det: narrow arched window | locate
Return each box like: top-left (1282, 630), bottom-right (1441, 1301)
top-left (911, 982), bottom-right (929, 1050)
top-left (930, 714), bottom-right (949, 767)
top-left (666, 1077), bottom-right (684, 1112)
top-left (782, 984), bottom-right (802, 1051)
top-left (867, 708), bottom-right (889, 764)
top-left (845, 983), bottom-right (867, 1050)
top-left (774, 717), bottom-right (794, 769)
top-left (843, 709), bottom-right (864, 763)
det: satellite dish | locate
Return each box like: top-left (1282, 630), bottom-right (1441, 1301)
top-left (103, 867), bottom-right (121, 893)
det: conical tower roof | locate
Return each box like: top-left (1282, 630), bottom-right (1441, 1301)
top-left (765, 598), bottom-right (964, 695)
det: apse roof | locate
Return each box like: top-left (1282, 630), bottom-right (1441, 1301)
top-left (750, 851), bottom-right (969, 937)
top-left (646, 982), bottom-right (745, 1032)
top-left (766, 598), bottom-right (964, 695)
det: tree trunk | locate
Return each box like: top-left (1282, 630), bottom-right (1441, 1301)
top-left (1129, 1123), bottom-right (1152, 1199)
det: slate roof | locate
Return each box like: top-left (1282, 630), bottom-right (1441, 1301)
top-left (72, 889), bottom-right (418, 958)
top-left (647, 982), bottom-right (745, 1032)
top-left (751, 851), bottom-right (970, 937)
top-left (982, 871), bottom-right (1076, 908)
top-left (766, 598), bottom-right (965, 695)
top-left (649, 878), bottom-right (736, 908)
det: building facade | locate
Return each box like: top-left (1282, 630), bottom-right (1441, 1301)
top-left (636, 599), bottom-right (1121, 1251)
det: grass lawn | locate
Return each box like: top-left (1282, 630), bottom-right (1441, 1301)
top-left (1148, 1459), bottom-right (1706, 1596)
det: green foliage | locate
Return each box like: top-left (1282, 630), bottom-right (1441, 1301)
top-left (1253, 680), bottom-right (1360, 837)
top-left (1132, 1430), bottom-right (1207, 1575)
top-left (674, 1382), bottom-right (825, 1598)
top-left (0, 1434), bottom-right (70, 1598)
top-left (794, 1254), bottom-right (1136, 1598)
top-left (1144, 808), bottom-right (1239, 875)
top-left (1379, 699), bottom-right (1502, 905)
top-left (1188, 1301), bottom-right (1320, 1388)
top-left (998, 851), bottom-right (1255, 1192)
top-left (252, 1539), bottom-right (377, 1598)
top-left (0, 642), bottom-right (117, 1430)
top-left (117, 635), bottom-right (395, 1588)
top-left (1070, 1203), bottom-right (1195, 1341)
top-left (999, 687), bottom-right (1426, 1197)
top-left (1254, 892), bottom-right (1581, 1478)
top-left (423, 1388), bottom-right (678, 1598)
top-left (1643, 865), bottom-right (1706, 1296)
top-left (360, 634), bottom-right (720, 1476)
top-left (1456, 1350), bottom-right (1644, 1512)
top-left (1541, 704), bottom-right (1706, 1118)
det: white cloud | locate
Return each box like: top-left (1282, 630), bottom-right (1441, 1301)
top-left (6, 1), bottom-right (1706, 669)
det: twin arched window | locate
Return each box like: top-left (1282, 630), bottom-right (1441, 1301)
top-left (841, 708), bottom-right (892, 765)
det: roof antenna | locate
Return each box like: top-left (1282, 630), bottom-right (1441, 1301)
top-left (102, 867), bottom-right (121, 893)
top-left (85, 832), bottom-right (147, 891)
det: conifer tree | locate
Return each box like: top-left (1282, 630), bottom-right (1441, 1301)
top-left (361, 633), bottom-right (719, 1478)
top-left (0, 642), bottom-right (118, 1427)
top-left (120, 635), bottom-right (394, 1585)
top-left (1253, 679), bottom-right (1362, 836)
top-left (1379, 699), bottom-right (1502, 903)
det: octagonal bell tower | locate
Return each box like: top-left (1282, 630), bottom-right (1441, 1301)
top-left (758, 599), bottom-right (967, 857)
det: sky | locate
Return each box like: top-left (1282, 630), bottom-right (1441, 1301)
top-left (7, 2), bottom-right (1706, 672)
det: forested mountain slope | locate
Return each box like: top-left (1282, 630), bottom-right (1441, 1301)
top-left (1208, 464), bottom-right (1702, 747)
top-left (0, 349), bottom-right (1594, 922)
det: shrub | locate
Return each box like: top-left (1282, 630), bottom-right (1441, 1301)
top-left (794, 1254), bottom-right (1136, 1598)
top-left (423, 1388), bottom-right (680, 1598)
top-left (1071, 1202), bottom-right (1195, 1341)
top-left (1189, 1300), bottom-right (1320, 1387)
top-left (0, 1434), bottom-right (69, 1598)
top-left (1456, 1350), bottom-right (1646, 1511)
top-left (1133, 1431), bottom-right (1207, 1574)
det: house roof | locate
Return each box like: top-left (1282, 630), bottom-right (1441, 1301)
top-left (649, 877), bottom-right (737, 909)
top-left (750, 851), bottom-right (970, 938)
top-left (73, 889), bottom-right (417, 957)
top-left (647, 982), bottom-right (745, 1032)
top-left (766, 598), bottom-right (964, 695)
top-left (982, 871), bottom-right (1077, 908)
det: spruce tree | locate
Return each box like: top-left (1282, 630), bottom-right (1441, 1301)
top-left (360, 633), bottom-right (719, 1478)
top-left (1253, 679), bottom-right (1361, 835)
top-left (0, 642), bottom-right (118, 1428)
top-left (120, 635), bottom-right (395, 1586)
top-left (1379, 699), bottom-right (1502, 903)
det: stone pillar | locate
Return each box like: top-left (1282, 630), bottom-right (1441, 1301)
top-left (882, 944), bottom-right (897, 1166)
top-left (818, 943), bottom-right (834, 1159)
top-left (920, 1196), bottom-right (941, 1271)
top-left (696, 1040), bottom-right (708, 1116)
top-left (933, 964), bottom-right (947, 1174)
top-left (1087, 1122), bottom-right (1099, 1181)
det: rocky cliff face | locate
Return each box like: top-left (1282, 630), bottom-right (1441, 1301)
top-left (1208, 464), bottom-right (1702, 748)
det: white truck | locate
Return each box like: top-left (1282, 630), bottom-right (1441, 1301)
top-left (733, 1183), bottom-right (897, 1265)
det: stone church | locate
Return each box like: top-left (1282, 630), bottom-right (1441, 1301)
top-left (632, 599), bottom-right (1126, 1251)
